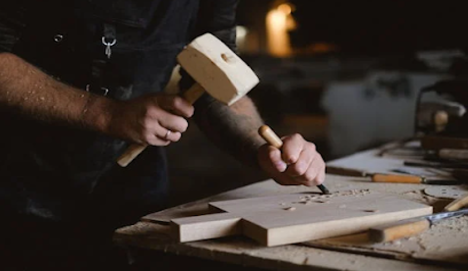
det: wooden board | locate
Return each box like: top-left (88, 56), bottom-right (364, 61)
top-left (117, 178), bottom-right (468, 269)
top-left (170, 190), bottom-right (432, 247)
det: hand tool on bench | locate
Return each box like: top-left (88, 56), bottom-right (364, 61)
top-left (444, 194), bottom-right (468, 212)
top-left (368, 208), bottom-right (468, 242)
top-left (371, 173), bottom-right (463, 185)
top-left (371, 168), bottom-right (463, 185)
top-left (409, 166), bottom-right (468, 182)
top-left (326, 160), bottom-right (455, 183)
top-left (117, 33), bottom-right (260, 167)
top-left (404, 160), bottom-right (468, 169)
top-left (258, 125), bottom-right (330, 194)
top-left (370, 190), bottom-right (468, 243)
top-left (327, 163), bottom-right (462, 185)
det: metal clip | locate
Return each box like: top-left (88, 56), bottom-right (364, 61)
top-left (102, 37), bottom-right (116, 59)
top-left (86, 84), bottom-right (109, 96)
top-left (54, 34), bottom-right (64, 43)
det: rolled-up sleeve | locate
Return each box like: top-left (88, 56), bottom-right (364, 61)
top-left (179, 0), bottom-right (239, 90)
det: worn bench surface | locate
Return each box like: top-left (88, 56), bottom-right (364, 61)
top-left (114, 149), bottom-right (468, 271)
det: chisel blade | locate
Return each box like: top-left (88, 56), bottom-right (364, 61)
top-left (426, 208), bottom-right (468, 225)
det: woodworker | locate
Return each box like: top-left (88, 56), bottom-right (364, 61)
top-left (0, 0), bottom-right (326, 269)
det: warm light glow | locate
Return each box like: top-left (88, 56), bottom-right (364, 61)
top-left (266, 3), bottom-right (296, 57)
top-left (277, 3), bottom-right (292, 15)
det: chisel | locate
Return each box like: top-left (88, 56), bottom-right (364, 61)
top-left (371, 173), bottom-right (463, 185)
top-left (368, 208), bottom-right (468, 242)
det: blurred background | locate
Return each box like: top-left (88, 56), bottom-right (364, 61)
top-left (165, 0), bottom-right (468, 206)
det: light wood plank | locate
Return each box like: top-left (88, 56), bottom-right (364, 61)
top-left (171, 192), bottom-right (432, 247)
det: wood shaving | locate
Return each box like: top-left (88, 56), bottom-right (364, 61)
top-left (314, 200), bottom-right (328, 204)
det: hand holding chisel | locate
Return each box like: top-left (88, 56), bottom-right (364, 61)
top-left (258, 125), bottom-right (330, 194)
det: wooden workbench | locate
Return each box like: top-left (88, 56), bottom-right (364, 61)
top-left (114, 148), bottom-right (468, 271)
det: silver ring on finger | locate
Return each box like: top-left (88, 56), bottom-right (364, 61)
top-left (165, 129), bottom-right (172, 140)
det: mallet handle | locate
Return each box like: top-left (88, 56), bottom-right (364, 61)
top-left (116, 83), bottom-right (205, 167)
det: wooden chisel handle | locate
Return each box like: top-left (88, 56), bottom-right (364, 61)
top-left (368, 218), bottom-right (430, 242)
top-left (372, 174), bottom-right (423, 184)
top-left (258, 125), bottom-right (283, 149)
top-left (258, 125), bottom-right (330, 194)
top-left (117, 84), bottom-right (205, 167)
top-left (444, 194), bottom-right (468, 211)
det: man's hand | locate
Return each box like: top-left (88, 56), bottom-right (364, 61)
top-left (108, 93), bottom-right (194, 146)
top-left (0, 53), bottom-right (193, 146)
top-left (257, 134), bottom-right (326, 187)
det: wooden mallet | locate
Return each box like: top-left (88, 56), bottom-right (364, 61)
top-left (117, 33), bottom-right (260, 167)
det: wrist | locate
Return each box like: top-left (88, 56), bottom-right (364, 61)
top-left (81, 92), bottom-right (120, 136)
top-left (242, 139), bottom-right (265, 169)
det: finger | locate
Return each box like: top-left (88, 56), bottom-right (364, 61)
top-left (285, 144), bottom-right (315, 177)
top-left (296, 155), bottom-right (326, 187)
top-left (145, 133), bottom-right (171, 146)
top-left (157, 95), bottom-right (194, 118)
top-left (314, 166), bottom-right (326, 186)
top-left (157, 130), bottom-right (182, 143)
top-left (281, 134), bottom-right (306, 164)
top-left (266, 146), bottom-right (287, 172)
top-left (153, 125), bottom-right (182, 143)
top-left (158, 114), bottom-right (189, 133)
top-left (141, 122), bottom-right (180, 144)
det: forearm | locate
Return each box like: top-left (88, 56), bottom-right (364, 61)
top-left (0, 52), bottom-right (116, 133)
top-left (193, 94), bottom-right (265, 168)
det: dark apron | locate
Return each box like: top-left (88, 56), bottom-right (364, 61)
top-left (0, 0), bottom-right (199, 225)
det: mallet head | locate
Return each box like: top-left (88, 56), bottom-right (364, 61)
top-left (177, 33), bottom-right (259, 105)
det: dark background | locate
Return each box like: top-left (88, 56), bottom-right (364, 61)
top-left (238, 1), bottom-right (468, 55)
top-left (168, 0), bottom-right (468, 206)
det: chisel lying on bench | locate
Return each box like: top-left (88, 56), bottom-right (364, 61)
top-left (368, 208), bottom-right (468, 242)
top-left (371, 173), bottom-right (463, 185)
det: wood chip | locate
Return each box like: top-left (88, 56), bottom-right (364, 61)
top-left (363, 209), bottom-right (379, 213)
top-left (314, 200), bottom-right (328, 204)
